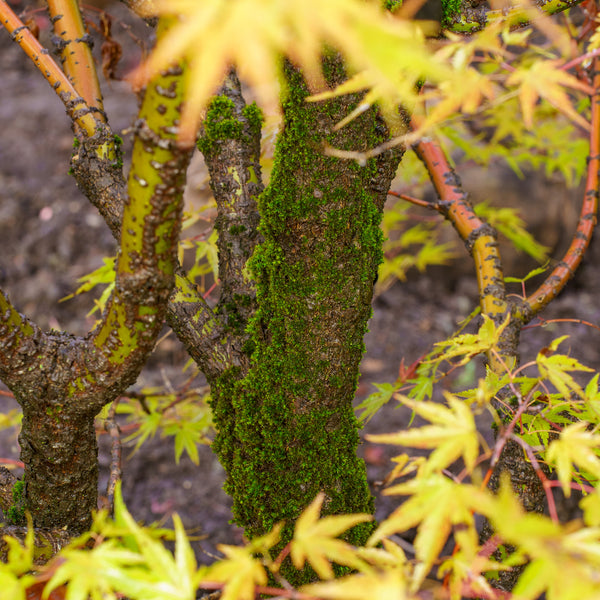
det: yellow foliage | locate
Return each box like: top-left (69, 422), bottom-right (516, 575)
top-left (290, 493), bottom-right (372, 579)
top-left (132, 0), bottom-right (444, 144)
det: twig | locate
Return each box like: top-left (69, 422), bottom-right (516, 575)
top-left (387, 189), bottom-right (435, 209)
top-left (46, 0), bottom-right (106, 116)
top-left (104, 400), bottom-right (122, 514)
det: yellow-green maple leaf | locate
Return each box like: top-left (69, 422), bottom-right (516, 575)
top-left (132, 0), bottom-right (447, 143)
top-left (536, 336), bottom-right (593, 399)
top-left (290, 493), bottom-right (372, 579)
top-left (202, 525), bottom-right (281, 600)
top-left (489, 479), bottom-right (600, 600)
top-left (368, 475), bottom-right (491, 588)
top-left (507, 60), bottom-right (590, 130)
top-left (367, 393), bottom-right (480, 475)
top-left (546, 423), bottom-right (600, 496)
top-left (205, 548), bottom-right (265, 600)
top-left (431, 314), bottom-right (509, 366)
top-left (302, 569), bottom-right (412, 600)
top-left (426, 67), bottom-right (496, 125)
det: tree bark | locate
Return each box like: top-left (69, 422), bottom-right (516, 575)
top-left (0, 28), bottom-right (191, 533)
top-left (209, 64), bottom-right (403, 582)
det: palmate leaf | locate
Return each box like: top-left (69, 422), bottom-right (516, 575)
top-left (489, 479), bottom-right (600, 600)
top-left (356, 382), bottom-right (396, 423)
top-left (203, 525), bottom-right (282, 600)
top-left (506, 60), bottom-right (591, 130)
top-left (43, 541), bottom-right (141, 600)
top-left (536, 336), bottom-right (593, 399)
top-left (368, 475), bottom-right (490, 589)
top-left (367, 393), bottom-right (480, 475)
top-left (546, 423), bottom-right (600, 496)
top-left (426, 67), bottom-right (496, 125)
top-left (431, 314), bottom-right (509, 367)
top-left (474, 202), bottom-right (549, 263)
top-left (0, 516), bottom-right (36, 600)
top-left (132, 0), bottom-right (449, 143)
top-left (301, 569), bottom-right (410, 600)
top-left (583, 373), bottom-right (600, 423)
top-left (60, 256), bottom-right (116, 317)
top-left (46, 484), bottom-right (203, 600)
top-left (290, 493), bottom-right (372, 579)
top-left (205, 547), bottom-right (267, 600)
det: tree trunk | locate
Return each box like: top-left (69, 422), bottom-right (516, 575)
top-left (19, 407), bottom-right (98, 532)
top-left (209, 65), bottom-right (403, 580)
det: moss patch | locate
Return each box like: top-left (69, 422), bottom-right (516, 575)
top-left (197, 97), bottom-right (263, 155)
top-left (7, 479), bottom-right (26, 525)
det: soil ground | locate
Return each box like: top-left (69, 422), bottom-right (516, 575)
top-left (2, 0), bottom-right (600, 567)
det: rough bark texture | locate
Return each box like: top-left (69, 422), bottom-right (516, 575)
top-left (0, 44), bottom-right (191, 533)
top-left (481, 438), bottom-right (548, 592)
top-left (209, 63), bottom-right (403, 582)
top-left (198, 71), bottom-right (264, 370)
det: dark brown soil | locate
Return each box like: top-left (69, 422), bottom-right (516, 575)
top-left (1, 0), bottom-right (600, 567)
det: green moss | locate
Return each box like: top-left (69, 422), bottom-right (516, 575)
top-left (229, 224), bottom-right (246, 235)
top-left (6, 480), bottom-right (26, 525)
top-left (197, 98), bottom-right (264, 157)
top-left (241, 102), bottom-right (264, 132)
top-left (441, 0), bottom-right (463, 26)
top-left (197, 96), bottom-right (244, 155)
top-left (383, 0), bottom-right (403, 11)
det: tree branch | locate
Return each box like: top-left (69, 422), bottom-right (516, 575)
top-left (0, 288), bottom-right (44, 391)
top-left (411, 134), bottom-right (519, 370)
top-left (520, 56), bottom-right (600, 318)
top-left (84, 39), bottom-right (193, 407)
top-left (0, 0), bottom-right (108, 150)
top-left (46, 0), bottom-right (106, 118)
top-left (198, 71), bottom-right (264, 366)
top-left (0, 1), bottom-right (235, 379)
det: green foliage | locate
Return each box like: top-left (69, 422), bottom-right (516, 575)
top-left (116, 384), bottom-right (212, 465)
top-left (43, 485), bottom-right (203, 600)
top-left (60, 256), bottom-right (116, 318)
top-left (440, 91), bottom-right (590, 187)
top-left (184, 229), bottom-right (219, 286)
top-left (63, 212), bottom-right (220, 315)
top-left (3, 0), bottom-right (600, 597)
top-left (9, 338), bottom-right (600, 600)
top-left (377, 201), bottom-right (457, 292)
top-left (0, 515), bottom-right (35, 600)
top-left (474, 201), bottom-right (549, 264)
top-left (356, 382), bottom-right (396, 423)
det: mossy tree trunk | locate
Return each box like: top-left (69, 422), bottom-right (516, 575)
top-left (206, 66), bottom-right (403, 575)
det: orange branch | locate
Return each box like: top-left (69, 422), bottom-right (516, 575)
top-left (523, 58), bottom-right (600, 318)
top-left (0, 0), bottom-right (101, 139)
top-left (46, 0), bottom-right (105, 118)
top-left (411, 135), bottom-right (510, 363)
